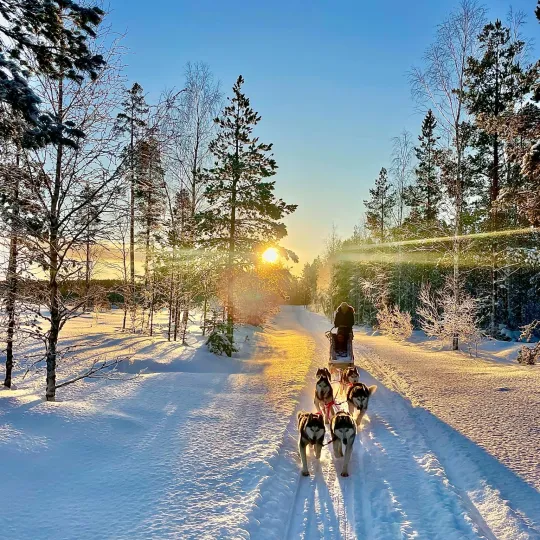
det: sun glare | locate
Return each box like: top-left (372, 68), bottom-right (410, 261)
top-left (262, 247), bottom-right (279, 264)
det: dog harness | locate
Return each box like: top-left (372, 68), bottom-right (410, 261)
top-left (324, 399), bottom-right (336, 416)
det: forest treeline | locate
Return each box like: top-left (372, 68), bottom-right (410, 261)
top-left (297, 1), bottom-right (540, 355)
top-left (0, 1), bottom-right (297, 399)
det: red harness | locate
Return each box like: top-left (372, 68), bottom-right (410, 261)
top-left (324, 400), bottom-right (336, 415)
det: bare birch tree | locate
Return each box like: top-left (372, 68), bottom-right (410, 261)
top-left (15, 31), bottom-right (125, 401)
top-left (411, 0), bottom-right (485, 349)
top-left (390, 130), bottom-right (414, 229)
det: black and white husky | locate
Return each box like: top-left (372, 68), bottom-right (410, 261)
top-left (314, 368), bottom-right (335, 424)
top-left (346, 382), bottom-right (377, 426)
top-left (330, 411), bottom-right (356, 477)
top-left (297, 411), bottom-right (326, 476)
top-left (340, 366), bottom-right (360, 394)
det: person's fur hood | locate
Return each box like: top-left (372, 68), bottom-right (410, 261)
top-left (337, 302), bottom-right (355, 313)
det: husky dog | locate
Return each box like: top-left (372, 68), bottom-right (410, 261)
top-left (340, 366), bottom-right (360, 394)
top-left (330, 411), bottom-right (356, 477)
top-left (297, 411), bottom-right (326, 476)
top-left (346, 382), bottom-right (377, 426)
top-left (314, 368), bottom-right (335, 424)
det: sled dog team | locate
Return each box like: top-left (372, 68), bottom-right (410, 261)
top-left (297, 366), bottom-right (377, 477)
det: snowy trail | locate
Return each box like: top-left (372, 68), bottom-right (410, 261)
top-left (2, 307), bottom-right (540, 539)
top-left (282, 321), bottom-right (482, 540)
top-left (250, 309), bottom-right (540, 540)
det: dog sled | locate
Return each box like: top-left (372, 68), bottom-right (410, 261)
top-left (325, 326), bottom-right (354, 382)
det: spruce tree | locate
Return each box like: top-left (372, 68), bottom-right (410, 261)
top-left (464, 20), bottom-right (526, 217)
top-left (134, 136), bottom-right (165, 287)
top-left (75, 182), bottom-right (106, 311)
top-left (463, 21), bottom-right (529, 334)
top-left (115, 83), bottom-right (149, 309)
top-left (410, 110), bottom-right (441, 224)
top-left (364, 167), bottom-right (396, 242)
top-left (196, 76), bottom-right (297, 348)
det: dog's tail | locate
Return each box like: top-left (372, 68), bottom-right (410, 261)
top-left (368, 385), bottom-right (378, 396)
top-left (297, 411), bottom-right (308, 420)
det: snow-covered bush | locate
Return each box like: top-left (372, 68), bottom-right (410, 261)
top-left (417, 277), bottom-right (481, 349)
top-left (519, 319), bottom-right (540, 343)
top-left (517, 343), bottom-right (539, 365)
top-left (207, 323), bottom-right (238, 356)
top-left (376, 304), bottom-right (413, 340)
top-left (517, 321), bottom-right (540, 365)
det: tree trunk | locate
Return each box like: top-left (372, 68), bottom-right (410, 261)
top-left (202, 295), bottom-right (208, 337)
top-left (167, 280), bottom-right (174, 341)
top-left (225, 137), bottom-right (239, 353)
top-left (149, 282), bottom-right (155, 337)
top-left (129, 112), bottom-right (136, 319)
top-left (46, 55), bottom-right (65, 401)
top-left (4, 153), bottom-right (20, 388)
top-left (121, 234), bottom-right (128, 331)
top-left (46, 268), bottom-right (60, 401)
top-left (182, 303), bottom-right (189, 345)
top-left (173, 297), bottom-right (180, 342)
top-left (452, 124), bottom-right (463, 352)
top-left (84, 236), bottom-right (91, 312)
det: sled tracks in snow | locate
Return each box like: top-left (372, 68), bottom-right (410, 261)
top-left (247, 349), bottom-right (540, 539)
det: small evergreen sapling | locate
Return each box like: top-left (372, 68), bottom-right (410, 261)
top-left (207, 323), bottom-right (238, 356)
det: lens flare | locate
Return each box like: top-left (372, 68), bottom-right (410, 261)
top-left (262, 247), bottom-right (279, 264)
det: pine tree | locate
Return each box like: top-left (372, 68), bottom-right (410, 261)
top-left (364, 167), bottom-right (396, 242)
top-left (463, 20), bottom-right (529, 335)
top-left (196, 76), bottom-right (297, 348)
top-left (0, 0), bottom-right (105, 146)
top-left (464, 20), bottom-right (527, 220)
top-left (115, 83), bottom-right (149, 312)
top-left (134, 136), bottom-right (165, 287)
top-left (168, 188), bottom-right (191, 248)
top-left (75, 181), bottom-right (104, 311)
top-left (409, 110), bottom-right (441, 224)
top-left (516, 5), bottom-right (540, 223)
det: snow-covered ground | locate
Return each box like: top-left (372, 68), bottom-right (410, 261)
top-left (354, 327), bottom-right (540, 492)
top-left (1, 307), bottom-right (540, 539)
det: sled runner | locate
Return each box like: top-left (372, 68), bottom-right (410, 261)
top-left (325, 326), bottom-right (354, 382)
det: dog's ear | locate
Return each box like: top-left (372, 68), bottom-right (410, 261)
top-left (368, 385), bottom-right (377, 396)
top-left (297, 411), bottom-right (305, 420)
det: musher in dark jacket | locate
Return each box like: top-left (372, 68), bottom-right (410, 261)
top-left (334, 302), bottom-right (355, 353)
top-left (334, 302), bottom-right (355, 334)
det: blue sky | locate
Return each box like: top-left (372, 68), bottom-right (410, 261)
top-left (107, 0), bottom-right (539, 270)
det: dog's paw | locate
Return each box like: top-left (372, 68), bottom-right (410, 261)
top-left (301, 471), bottom-right (310, 477)
top-left (341, 471), bottom-right (349, 477)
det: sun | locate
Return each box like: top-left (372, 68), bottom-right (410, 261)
top-left (262, 247), bottom-right (279, 264)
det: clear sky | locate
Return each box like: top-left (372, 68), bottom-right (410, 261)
top-left (106, 0), bottom-right (539, 272)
